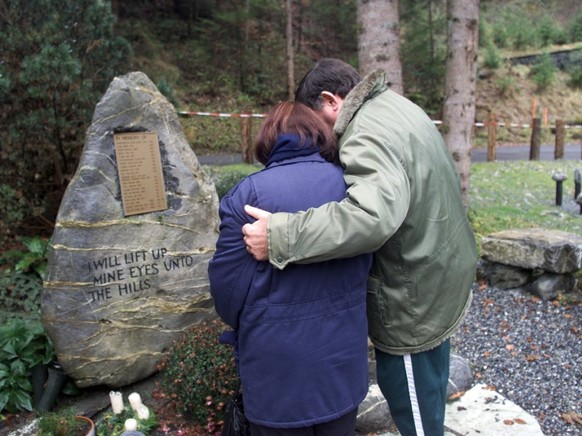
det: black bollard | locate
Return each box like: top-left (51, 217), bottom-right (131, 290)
top-left (576, 193), bottom-right (582, 215)
top-left (574, 169), bottom-right (581, 200)
top-left (552, 173), bottom-right (567, 206)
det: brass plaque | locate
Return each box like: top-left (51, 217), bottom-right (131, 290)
top-left (114, 132), bottom-right (168, 216)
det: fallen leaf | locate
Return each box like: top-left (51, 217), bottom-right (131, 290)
top-left (526, 354), bottom-right (540, 362)
top-left (506, 344), bottom-right (515, 351)
top-left (561, 412), bottom-right (582, 425)
top-left (483, 351), bottom-right (491, 357)
top-left (483, 385), bottom-right (497, 391)
top-left (482, 298), bottom-right (494, 308)
top-left (448, 391), bottom-right (465, 401)
top-left (503, 419), bottom-right (515, 425)
top-left (514, 418), bottom-right (527, 424)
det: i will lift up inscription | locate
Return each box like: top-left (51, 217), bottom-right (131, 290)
top-left (83, 133), bottom-right (193, 303)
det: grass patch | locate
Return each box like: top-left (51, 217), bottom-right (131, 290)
top-left (469, 160), bottom-right (582, 251)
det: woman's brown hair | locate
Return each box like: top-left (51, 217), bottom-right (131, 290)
top-left (254, 101), bottom-right (337, 165)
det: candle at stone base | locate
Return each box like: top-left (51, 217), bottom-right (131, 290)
top-left (125, 418), bottom-right (138, 431)
top-left (109, 391), bottom-right (124, 414)
top-left (136, 404), bottom-right (150, 420)
top-left (128, 392), bottom-right (143, 411)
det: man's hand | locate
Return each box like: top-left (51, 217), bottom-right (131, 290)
top-left (242, 205), bottom-right (271, 261)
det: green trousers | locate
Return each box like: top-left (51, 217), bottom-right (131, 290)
top-left (376, 340), bottom-right (450, 436)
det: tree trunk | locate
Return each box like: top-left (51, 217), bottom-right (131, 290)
top-left (286, 0), bottom-right (295, 100)
top-left (357, 0), bottom-right (403, 94)
top-left (442, 0), bottom-right (479, 206)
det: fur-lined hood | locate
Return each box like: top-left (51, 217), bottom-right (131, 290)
top-left (334, 69), bottom-right (387, 136)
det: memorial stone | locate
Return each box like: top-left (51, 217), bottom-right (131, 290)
top-left (42, 72), bottom-right (220, 388)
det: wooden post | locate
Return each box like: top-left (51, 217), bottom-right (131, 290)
top-left (240, 116), bottom-right (253, 164)
top-left (529, 117), bottom-right (541, 161)
top-left (554, 119), bottom-right (565, 160)
top-left (487, 113), bottom-right (497, 162)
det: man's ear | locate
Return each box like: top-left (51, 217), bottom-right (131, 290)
top-left (320, 91), bottom-right (339, 110)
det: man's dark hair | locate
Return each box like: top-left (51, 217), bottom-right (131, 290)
top-left (294, 58), bottom-right (362, 110)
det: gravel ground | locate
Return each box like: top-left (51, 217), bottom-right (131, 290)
top-left (450, 284), bottom-right (581, 435)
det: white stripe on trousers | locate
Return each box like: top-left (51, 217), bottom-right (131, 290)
top-left (404, 354), bottom-right (425, 436)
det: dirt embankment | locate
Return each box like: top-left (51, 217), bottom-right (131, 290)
top-left (475, 65), bottom-right (582, 126)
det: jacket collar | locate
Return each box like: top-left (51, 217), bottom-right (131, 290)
top-left (266, 133), bottom-right (321, 167)
top-left (334, 69), bottom-right (387, 137)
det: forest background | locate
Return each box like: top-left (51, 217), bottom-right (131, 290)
top-left (1, 0), bottom-right (582, 244)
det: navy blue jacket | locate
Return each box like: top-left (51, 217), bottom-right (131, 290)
top-left (208, 134), bottom-right (372, 428)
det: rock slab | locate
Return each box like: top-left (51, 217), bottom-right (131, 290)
top-left (481, 228), bottom-right (582, 274)
top-left (372, 383), bottom-right (544, 436)
top-left (42, 72), bottom-right (219, 388)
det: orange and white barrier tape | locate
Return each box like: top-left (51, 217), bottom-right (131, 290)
top-left (178, 110), bottom-right (582, 129)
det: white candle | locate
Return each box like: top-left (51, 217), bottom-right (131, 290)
top-left (124, 418), bottom-right (138, 431)
top-left (128, 392), bottom-right (143, 411)
top-left (136, 404), bottom-right (150, 420)
top-left (109, 391), bottom-right (124, 414)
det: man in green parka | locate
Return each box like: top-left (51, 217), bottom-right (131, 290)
top-left (242, 58), bottom-right (478, 436)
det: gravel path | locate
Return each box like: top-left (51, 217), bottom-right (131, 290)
top-left (450, 284), bottom-right (581, 435)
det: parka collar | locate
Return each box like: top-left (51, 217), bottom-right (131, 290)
top-left (334, 69), bottom-right (387, 137)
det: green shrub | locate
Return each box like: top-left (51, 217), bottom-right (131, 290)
top-left (496, 74), bottom-right (518, 96)
top-left (567, 50), bottom-right (582, 88)
top-left (483, 44), bottom-right (502, 70)
top-left (0, 236), bottom-right (49, 323)
top-left (206, 164), bottom-right (261, 199)
top-left (0, 318), bottom-right (55, 413)
top-left (530, 53), bottom-right (556, 91)
top-left (538, 15), bottom-right (568, 46)
top-left (157, 319), bottom-right (239, 434)
top-left (568, 67), bottom-right (582, 88)
top-left (569, 11), bottom-right (582, 42)
top-left (156, 77), bottom-right (180, 109)
top-left (38, 407), bottom-right (96, 436)
top-left (0, 184), bottom-right (28, 243)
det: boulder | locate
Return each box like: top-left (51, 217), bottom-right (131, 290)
top-left (42, 72), bottom-right (219, 388)
top-left (481, 228), bottom-right (582, 274)
top-left (447, 353), bottom-right (473, 396)
top-left (477, 259), bottom-right (532, 290)
top-left (528, 273), bottom-right (576, 300)
top-left (356, 384), bottom-right (394, 434)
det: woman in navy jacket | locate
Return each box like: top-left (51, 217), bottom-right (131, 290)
top-left (208, 101), bottom-right (372, 436)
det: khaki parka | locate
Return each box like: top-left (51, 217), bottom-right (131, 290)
top-left (267, 70), bottom-right (478, 355)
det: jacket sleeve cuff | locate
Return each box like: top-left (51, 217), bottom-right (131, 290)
top-left (268, 212), bottom-right (292, 270)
